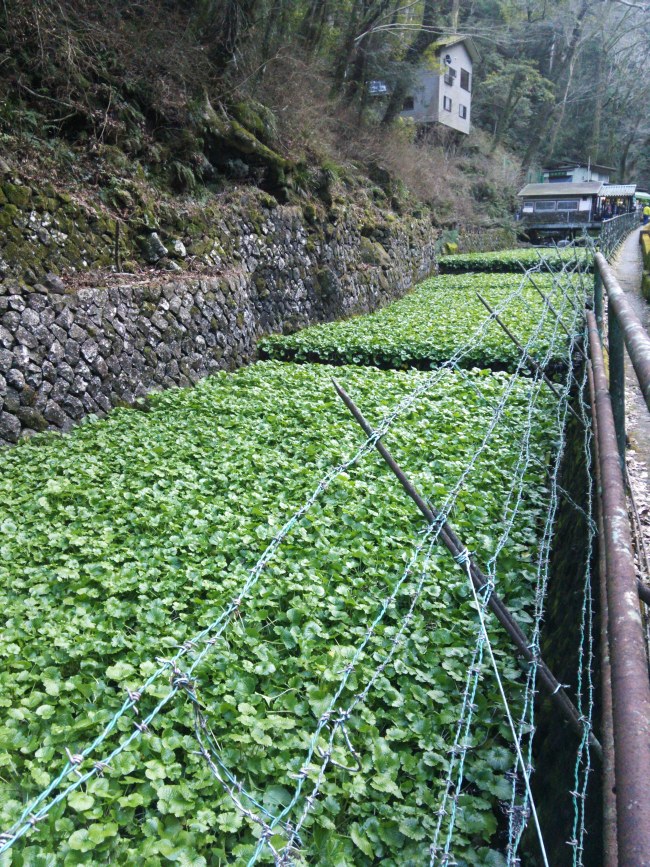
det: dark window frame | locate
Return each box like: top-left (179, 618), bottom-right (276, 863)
top-left (460, 68), bottom-right (471, 92)
top-left (443, 95), bottom-right (452, 112)
top-left (556, 200), bottom-right (580, 211)
top-left (444, 67), bottom-right (457, 86)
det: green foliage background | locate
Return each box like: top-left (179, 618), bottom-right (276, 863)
top-left (437, 249), bottom-right (590, 274)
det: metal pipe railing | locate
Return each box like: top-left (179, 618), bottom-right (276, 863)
top-left (595, 252), bottom-right (650, 417)
top-left (586, 359), bottom-right (618, 867)
top-left (599, 212), bottom-right (639, 258)
top-left (587, 311), bottom-right (650, 865)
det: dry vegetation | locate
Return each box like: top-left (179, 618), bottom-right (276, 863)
top-left (0, 0), bottom-right (522, 228)
top-left (252, 53), bottom-right (523, 224)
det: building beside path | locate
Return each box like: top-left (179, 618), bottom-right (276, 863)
top-left (540, 161), bottom-right (613, 184)
top-left (517, 170), bottom-right (637, 241)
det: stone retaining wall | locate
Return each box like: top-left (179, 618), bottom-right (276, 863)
top-left (0, 205), bottom-right (436, 444)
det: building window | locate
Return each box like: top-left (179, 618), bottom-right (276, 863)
top-left (444, 67), bottom-right (456, 86)
top-left (556, 200), bottom-right (579, 211)
top-left (368, 80), bottom-right (389, 96)
top-left (534, 201), bottom-right (556, 211)
top-left (443, 96), bottom-right (452, 112)
top-left (460, 68), bottom-right (471, 91)
top-left (459, 104), bottom-right (467, 119)
top-left (402, 95), bottom-right (414, 111)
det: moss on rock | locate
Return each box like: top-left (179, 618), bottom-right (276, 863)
top-left (2, 183), bottom-right (31, 208)
top-left (230, 100), bottom-right (278, 147)
top-left (359, 236), bottom-right (391, 268)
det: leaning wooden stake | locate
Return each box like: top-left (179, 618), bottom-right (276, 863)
top-left (527, 275), bottom-right (587, 360)
top-left (332, 377), bottom-right (602, 759)
top-left (476, 292), bottom-right (582, 423)
top-left (534, 257), bottom-right (581, 314)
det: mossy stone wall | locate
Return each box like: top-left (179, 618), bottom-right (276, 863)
top-left (0, 186), bottom-right (437, 444)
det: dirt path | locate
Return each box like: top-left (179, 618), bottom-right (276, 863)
top-left (609, 228), bottom-right (650, 585)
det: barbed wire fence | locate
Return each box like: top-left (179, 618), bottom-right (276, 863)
top-left (0, 257), bottom-right (558, 855)
top-left (0, 245), bottom-right (596, 865)
top-left (431, 254), bottom-right (583, 867)
top-left (504, 240), bottom-right (599, 866)
top-left (568, 360), bottom-right (597, 867)
top-left (505, 330), bottom-right (576, 863)
top-left (257, 277), bottom-right (574, 867)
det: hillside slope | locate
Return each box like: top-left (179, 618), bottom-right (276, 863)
top-left (1, 0), bottom-right (521, 286)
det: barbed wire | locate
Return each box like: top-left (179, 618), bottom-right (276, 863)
top-left (238, 250), bottom-right (585, 864)
top-left (291, 246), bottom-right (587, 865)
top-left (432, 251), bottom-right (582, 865)
top-left (569, 360), bottom-right (596, 865)
top-left (505, 286), bottom-right (586, 862)
top-left (0, 246), bottom-right (587, 860)
top-left (505, 361), bottom-right (571, 862)
top-left (0, 262), bottom-right (551, 855)
top-left (432, 242), bottom-right (579, 860)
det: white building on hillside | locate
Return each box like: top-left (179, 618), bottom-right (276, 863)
top-left (541, 162), bottom-right (613, 184)
top-left (399, 36), bottom-right (479, 135)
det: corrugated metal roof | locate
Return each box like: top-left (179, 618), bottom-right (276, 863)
top-left (601, 184), bottom-right (637, 197)
top-left (518, 182), bottom-right (604, 197)
top-left (543, 161), bottom-right (615, 173)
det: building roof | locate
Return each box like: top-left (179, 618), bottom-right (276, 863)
top-left (434, 35), bottom-right (480, 63)
top-left (518, 182), bottom-right (604, 198)
top-left (543, 160), bottom-right (615, 174)
top-left (601, 184), bottom-right (637, 197)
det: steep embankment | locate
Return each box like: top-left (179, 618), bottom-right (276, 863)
top-left (0, 163), bottom-right (438, 444)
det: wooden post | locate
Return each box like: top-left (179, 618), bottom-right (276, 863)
top-left (332, 377), bottom-right (602, 758)
top-left (594, 269), bottom-right (604, 338)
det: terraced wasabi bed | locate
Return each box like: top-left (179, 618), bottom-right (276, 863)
top-left (0, 360), bottom-right (561, 865)
top-left (259, 272), bottom-right (583, 371)
top-left (437, 247), bottom-right (591, 274)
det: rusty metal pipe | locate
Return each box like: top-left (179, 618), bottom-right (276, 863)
top-left (595, 252), bottom-right (650, 414)
top-left (587, 311), bottom-right (650, 865)
top-left (587, 359), bottom-right (618, 867)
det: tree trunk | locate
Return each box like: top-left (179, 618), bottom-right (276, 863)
top-left (619, 119), bottom-right (641, 181)
top-left (333, 0), bottom-right (394, 98)
top-left (300, 0), bottom-right (330, 52)
top-left (546, 52), bottom-right (579, 158)
top-left (588, 49), bottom-right (604, 163)
top-left (331, 0), bottom-right (364, 95)
top-left (381, 0), bottom-right (438, 125)
top-left (450, 0), bottom-right (460, 31)
top-left (521, 0), bottom-right (591, 169)
top-left (490, 80), bottom-right (524, 153)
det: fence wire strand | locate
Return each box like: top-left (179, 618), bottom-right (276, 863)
top-left (431, 249), bottom-right (583, 866)
top-left (0, 247), bottom-right (592, 862)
